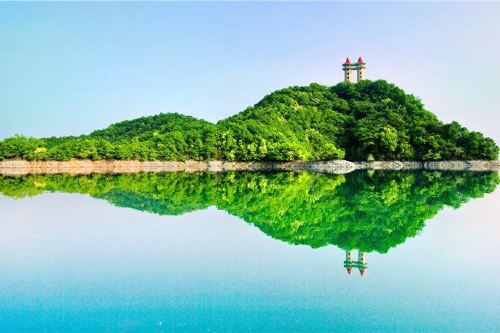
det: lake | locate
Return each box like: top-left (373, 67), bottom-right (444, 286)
top-left (0, 170), bottom-right (499, 332)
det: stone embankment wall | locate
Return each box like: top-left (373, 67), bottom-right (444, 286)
top-left (0, 160), bottom-right (357, 176)
top-left (355, 160), bottom-right (500, 171)
top-left (0, 159), bottom-right (498, 176)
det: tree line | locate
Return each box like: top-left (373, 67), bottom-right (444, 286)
top-left (1, 80), bottom-right (498, 161)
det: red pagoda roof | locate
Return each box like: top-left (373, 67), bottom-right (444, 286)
top-left (357, 56), bottom-right (364, 63)
top-left (344, 57), bottom-right (351, 64)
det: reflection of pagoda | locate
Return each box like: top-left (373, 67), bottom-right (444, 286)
top-left (344, 249), bottom-right (367, 276)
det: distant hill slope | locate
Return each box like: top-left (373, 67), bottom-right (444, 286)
top-left (0, 80), bottom-right (498, 161)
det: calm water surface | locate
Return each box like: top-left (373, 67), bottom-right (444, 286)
top-left (0, 171), bottom-right (499, 332)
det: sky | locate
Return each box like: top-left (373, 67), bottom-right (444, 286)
top-left (0, 2), bottom-right (499, 144)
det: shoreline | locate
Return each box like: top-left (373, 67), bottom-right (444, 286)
top-left (0, 159), bottom-right (499, 176)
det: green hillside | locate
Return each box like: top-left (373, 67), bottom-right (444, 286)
top-left (0, 80), bottom-right (498, 161)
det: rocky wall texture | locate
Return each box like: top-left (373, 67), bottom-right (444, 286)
top-left (0, 159), bottom-right (498, 176)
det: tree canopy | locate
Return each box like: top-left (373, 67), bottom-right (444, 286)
top-left (1, 80), bottom-right (497, 161)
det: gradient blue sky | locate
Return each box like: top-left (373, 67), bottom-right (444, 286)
top-left (1, 3), bottom-right (499, 143)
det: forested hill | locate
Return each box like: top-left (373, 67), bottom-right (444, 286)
top-left (0, 80), bottom-right (498, 161)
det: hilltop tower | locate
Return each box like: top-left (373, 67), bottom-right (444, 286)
top-left (356, 57), bottom-right (366, 81)
top-left (342, 56), bottom-right (366, 83)
top-left (342, 57), bottom-right (352, 83)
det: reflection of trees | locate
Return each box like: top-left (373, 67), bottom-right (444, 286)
top-left (0, 171), bottom-right (498, 253)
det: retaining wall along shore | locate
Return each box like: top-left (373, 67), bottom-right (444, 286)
top-left (0, 159), bottom-right (498, 176)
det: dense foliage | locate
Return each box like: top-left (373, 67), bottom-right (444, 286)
top-left (0, 80), bottom-right (498, 161)
top-left (1, 170), bottom-right (497, 253)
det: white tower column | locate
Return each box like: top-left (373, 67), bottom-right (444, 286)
top-left (356, 57), bottom-right (366, 81)
top-left (342, 57), bottom-right (352, 83)
top-left (344, 249), bottom-right (354, 274)
top-left (357, 251), bottom-right (367, 276)
top-left (357, 251), bottom-right (367, 266)
top-left (345, 249), bottom-right (352, 262)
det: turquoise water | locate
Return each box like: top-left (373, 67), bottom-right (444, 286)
top-left (0, 171), bottom-right (499, 332)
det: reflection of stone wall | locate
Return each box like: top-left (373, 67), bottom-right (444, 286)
top-left (423, 160), bottom-right (500, 171)
top-left (0, 159), bottom-right (358, 176)
top-left (0, 159), bottom-right (498, 176)
top-left (355, 161), bottom-right (423, 170)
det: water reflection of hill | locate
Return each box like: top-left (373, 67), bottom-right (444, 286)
top-left (0, 171), bottom-right (498, 254)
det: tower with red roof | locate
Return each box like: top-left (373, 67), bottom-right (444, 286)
top-left (342, 57), bottom-right (352, 83)
top-left (356, 56), bottom-right (366, 81)
top-left (341, 56), bottom-right (366, 83)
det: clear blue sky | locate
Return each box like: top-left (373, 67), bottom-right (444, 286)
top-left (1, 2), bottom-right (499, 144)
